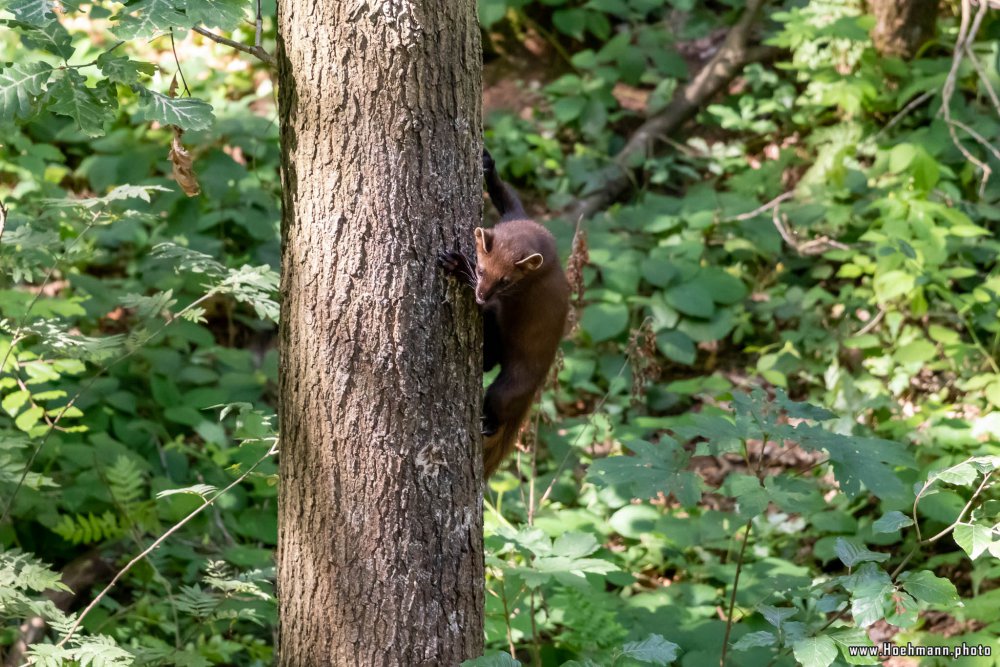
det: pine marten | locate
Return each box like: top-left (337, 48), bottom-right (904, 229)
top-left (439, 150), bottom-right (570, 476)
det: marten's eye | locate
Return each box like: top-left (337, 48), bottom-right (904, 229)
top-left (498, 277), bottom-right (510, 287)
top-left (476, 266), bottom-right (484, 277)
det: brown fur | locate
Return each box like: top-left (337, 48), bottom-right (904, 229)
top-left (439, 150), bottom-right (569, 477)
top-left (475, 218), bottom-right (569, 476)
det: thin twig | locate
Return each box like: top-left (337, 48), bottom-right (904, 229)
top-left (876, 91), bottom-right (934, 139)
top-left (55, 442), bottom-right (277, 648)
top-left (720, 521), bottom-right (753, 667)
top-left (855, 307), bottom-right (886, 336)
top-left (193, 26), bottom-right (276, 66)
top-left (727, 191), bottom-right (794, 222)
top-left (169, 29), bottom-right (192, 97)
top-left (254, 0), bottom-right (263, 49)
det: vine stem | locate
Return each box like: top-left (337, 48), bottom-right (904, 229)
top-left (720, 520), bottom-right (753, 667)
top-left (52, 442), bottom-right (277, 649)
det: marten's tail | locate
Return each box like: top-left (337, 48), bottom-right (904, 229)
top-left (483, 408), bottom-right (531, 477)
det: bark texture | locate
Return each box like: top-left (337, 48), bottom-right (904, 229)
top-left (870, 0), bottom-right (938, 59)
top-left (275, 0), bottom-right (484, 664)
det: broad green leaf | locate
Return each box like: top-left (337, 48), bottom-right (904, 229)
top-left (14, 19), bottom-right (74, 59)
top-left (135, 88), bottom-right (215, 131)
top-left (47, 71), bottom-right (113, 137)
top-left (663, 282), bottom-right (714, 318)
top-left (580, 302), bottom-right (628, 342)
top-left (873, 270), bottom-right (914, 303)
top-left (698, 268), bottom-right (747, 305)
top-left (96, 53), bottom-right (156, 85)
top-left (829, 628), bottom-right (879, 665)
top-left (758, 604), bottom-right (796, 628)
top-left (953, 522), bottom-right (993, 559)
top-left (655, 329), bottom-right (695, 365)
top-left (186, 0), bottom-right (249, 30)
top-left (2, 389), bottom-right (30, 416)
top-left (792, 636), bottom-right (837, 667)
top-left (2, 0), bottom-right (56, 26)
top-left (478, 0), bottom-right (507, 27)
top-left (834, 538), bottom-right (890, 568)
top-left (461, 653), bottom-right (521, 667)
top-left (112, 0), bottom-right (187, 38)
top-left (588, 438), bottom-right (702, 505)
top-left (552, 7), bottom-right (586, 39)
top-left (619, 634), bottom-right (679, 665)
top-left (872, 511), bottom-right (913, 533)
top-left (899, 570), bottom-right (959, 606)
top-left (732, 631), bottom-right (776, 651)
top-left (15, 404), bottom-right (44, 432)
top-left (0, 61), bottom-right (52, 121)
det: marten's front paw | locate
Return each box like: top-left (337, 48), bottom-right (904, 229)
top-left (482, 149), bottom-right (495, 177)
top-left (481, 415), bottom-right (499, 437)
top-left (438, 250), bottom-right (464, 275)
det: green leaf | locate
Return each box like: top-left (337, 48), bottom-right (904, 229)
top-left (792, 636), bottom-right (837, 667)
top-left (2, 389), bottom-right (30, 416)
top-left (185, 0), bottom-right (249, 30)
top-left (619, 634), bottom-right (679, 665)
top-left (135, 87), bottom-right (215, 131)
top-left (96, 53), bottom-right (156, 86)
top-left (552, 8), bottom-right (586, 39)
top-left (698, 268), bottom-right (747, 305)
top-left (581, 302), bottom-right (628, 342)
top-left (899, 570), bottom-right (959, 606)
top-left (0, 61), bottom-right (52, 122)
top-left (834, 538), bottom-right (890, 568)
top-left (588, 438), bottom-right (702, 505)
top-left (872, 511), bottom-right (913, 533)
top-left (663, 282), bottom-right (714, 318)
top-left (112, 0), bottom-right (187, 38)
top-left (15, 19), bottom-right (74, 59)
top-left (2, 0), bottom-right (56, 26)
top-left (478, 0), bottom-right (508, 27)
top-left (893, 339), bottom-right (936, 365)
top-left (732, 631), bottom-right (776, 651)
top-left (461, 652), bottom-right (521, 667)
top-left (15, 404), bottom-right (44, 432)
top-left (873, 270), bottom-right (914, 303)
top-left (888, 143), bottom-right (917, 173)
top-left (953, 523), bottom-right (994, 559)
top-left (47, 70), bottom-right (113, 137)
top-left (829, 628), bottom-right (879, 665)
top-left (655, 330), bottom-right (695, 365)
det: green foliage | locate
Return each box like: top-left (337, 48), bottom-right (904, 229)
top-left (3, 0), bottom-right (1000, 664)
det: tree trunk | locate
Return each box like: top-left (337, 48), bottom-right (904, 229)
top-left (870, 0), bottom-right (937, 59)
top-left (275, 1), bottom-right (484, 664)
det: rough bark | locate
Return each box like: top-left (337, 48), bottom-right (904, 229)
top-left (275, 1), bottom-right (485, 664)
top-left (870, 0), bottom-right (938, 59)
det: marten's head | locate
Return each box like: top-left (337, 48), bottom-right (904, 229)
top-left (473, 224), bottom-right (547, 304)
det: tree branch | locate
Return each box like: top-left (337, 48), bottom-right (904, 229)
top-left (565, 0), bottom-right (778, 221)
top-left (193, 26), bottom-right (275, 66)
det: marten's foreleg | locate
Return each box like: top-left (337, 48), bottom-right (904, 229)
top-left (483, 150), bottom-right (527, 221)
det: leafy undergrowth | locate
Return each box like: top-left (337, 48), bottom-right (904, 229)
top-left (1, 0), bottom-right (1000, 666)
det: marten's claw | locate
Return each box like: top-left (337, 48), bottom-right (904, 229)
top-left (480, 416), bottom-right (499, 437)
top-left (438, 250), bottom-right (461, 274)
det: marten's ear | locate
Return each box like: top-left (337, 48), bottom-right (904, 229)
top-left (474, 227), bottom-right (494, 253)
top-left (515, 253), bottom-right (544, 271)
